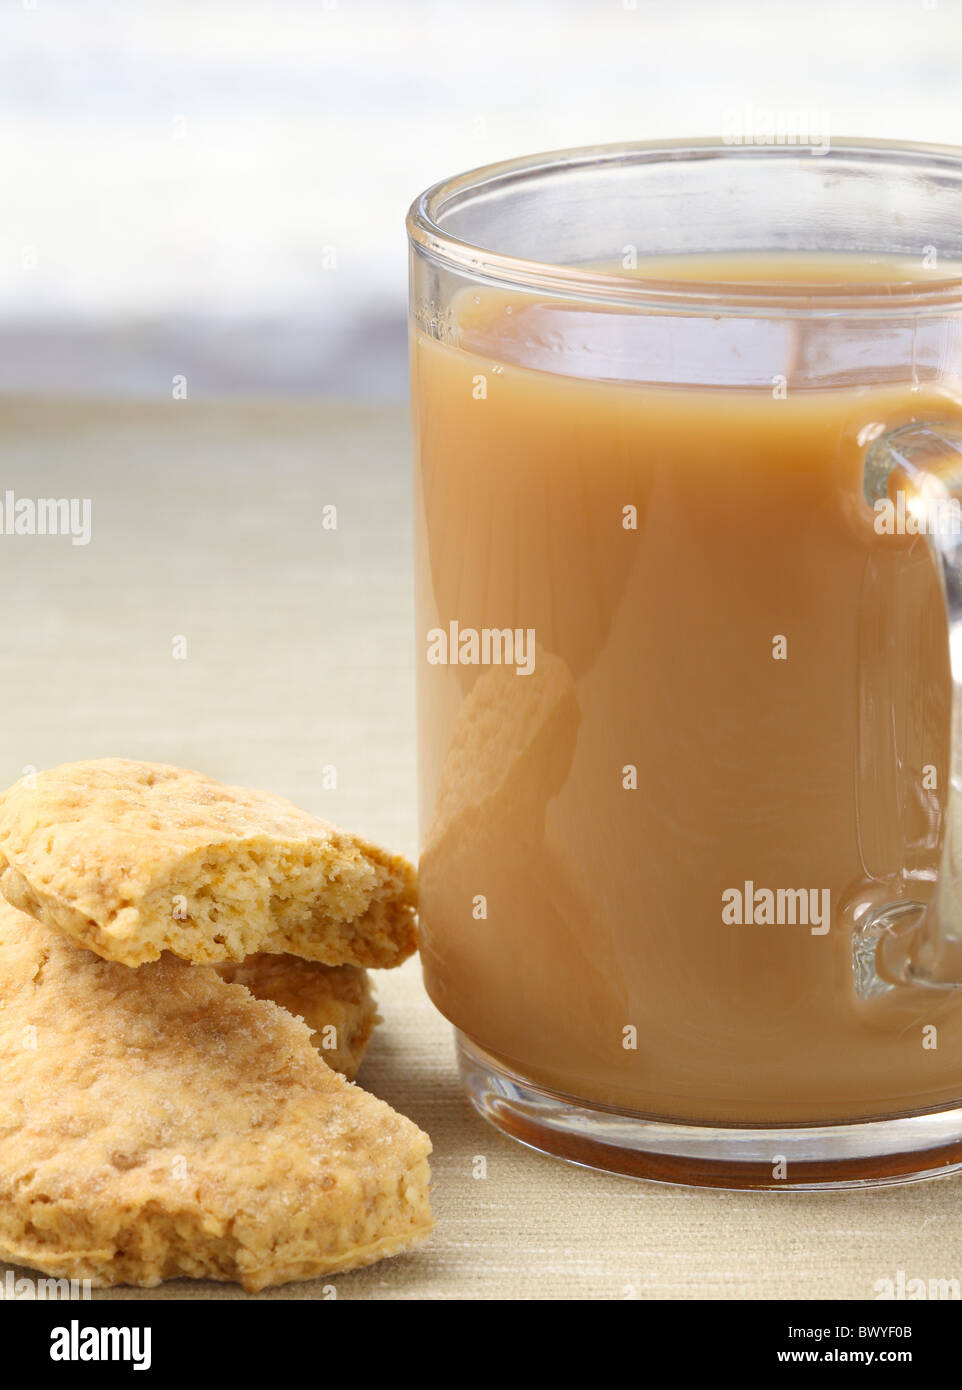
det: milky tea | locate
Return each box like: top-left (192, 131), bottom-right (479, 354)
top-left (412, 254), bottom-right (962, 1124)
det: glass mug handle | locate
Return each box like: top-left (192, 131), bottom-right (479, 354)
top-left (856, 420), bottom-right (962, 993)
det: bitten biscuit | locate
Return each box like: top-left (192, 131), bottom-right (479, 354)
top-left (216, 955), bottom-right (380, 1081)
top-left (0, 902), bottom-right (432, 1291)
top-left (0, 759), bottom-right (417, 968)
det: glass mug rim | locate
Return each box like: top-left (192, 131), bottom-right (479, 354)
top-left (406, 136), bottom-right (962, 316)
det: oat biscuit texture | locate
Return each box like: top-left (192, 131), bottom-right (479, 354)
top-left (216, 955), bottom-right (380, 1080)
top-left (0, 759), bottom-right (417, 968)
top-left (0, 903), bottom-right (432, 1290)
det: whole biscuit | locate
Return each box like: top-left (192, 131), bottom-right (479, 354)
top-left (0, 901), bottom-right (432, 1291)
top-left (215, 955), bottom-right (380, 1080)
top-left (0, 759), bottom-right (417, 968)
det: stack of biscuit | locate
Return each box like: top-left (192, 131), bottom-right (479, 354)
top-left (0, 758), bottom-right (432, 1292)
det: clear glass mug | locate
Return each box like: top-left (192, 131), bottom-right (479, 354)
top-left (407, 139), bottom-right (962, 1188)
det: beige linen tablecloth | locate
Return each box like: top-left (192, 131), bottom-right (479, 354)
top-left (1, 398), bottom-right (960, 1301)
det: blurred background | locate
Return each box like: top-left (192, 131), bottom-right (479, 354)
top-left (2, 0), bottom-right (961, 400)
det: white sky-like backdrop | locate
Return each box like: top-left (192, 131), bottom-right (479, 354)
top-left (1, 0), bottom-right (960, 397)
